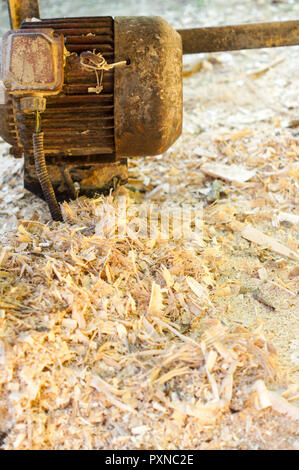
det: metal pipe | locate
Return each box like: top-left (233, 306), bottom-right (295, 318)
top-left (178, 20), bottom-right (299, 55)
top-left (7, 0), bottom-right (40, 29)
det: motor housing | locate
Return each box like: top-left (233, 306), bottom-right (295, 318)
top-left (0, 16), bottom-right (183, 201)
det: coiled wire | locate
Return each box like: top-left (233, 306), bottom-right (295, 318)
top-left (33, 111), bottom-right (63, 221)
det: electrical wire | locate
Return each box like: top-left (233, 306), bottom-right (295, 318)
top-left (33, 111), bottom-right (63, 222)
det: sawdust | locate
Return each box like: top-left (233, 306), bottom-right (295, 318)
top-left (0, 0), bottom-right (298, 450)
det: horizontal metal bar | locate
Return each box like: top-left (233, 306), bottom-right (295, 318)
top-left (178, 20), bottom-right (299, 54)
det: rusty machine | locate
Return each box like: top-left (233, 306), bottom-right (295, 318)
top-left (0, 0), bottom-right (298, 220)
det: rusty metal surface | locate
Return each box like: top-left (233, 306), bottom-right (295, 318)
top-left (18, 17), bottom-right (115, 165)
top-left (2, 29), bottom-right (64, 95)
top-left (20, 96), bottom-right (47, 113)
top-left (0, 95), bottom-right (17, 145)
top-left (4, 17), bottom-right (128, 201)
top-left (7, 0), bottom-right (40, 29)
top-left (114, 16), bottom-right (183, 157)
top-left (24, 158), bottom-right (128, 202)
top-left (178, 20), bottom-right (299, 54)
top-left (15, 17), bottom-right (115, 163)
top-left (4, 13), bottom-right (297, 206)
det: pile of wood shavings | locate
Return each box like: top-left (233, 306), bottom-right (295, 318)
top-left (0, 0), bottom-right (298, 451)
top-left (0, 192), bottom-right (298, 450)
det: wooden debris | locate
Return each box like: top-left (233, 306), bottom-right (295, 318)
top-left (201, 162), bottom-right (256, 183)
top-left (160, 265), bottom-right (174, 288)
top-left (0, 0), bottom-right (298, 450)
top-left (248, 57), bottom-right (285, 79)
top-left (183, 60), bottom-right (203, 78)
top-left (287, 119), bottom-right (299, 129)
top-left (258, 267), bottom-right (268, 281)
top-left (278, 212), bottom-right (299, 226)
top-left (241, 225), bottom-right (299, 261)
top-left (186, 276), bottom-right (213, 307)
top-left (289, 265), bottom-right (299, 279)
top-left (207, 180), bottom-right (226, 203)
top-left (252, 289), bottom-right (275, 311)
top-left (253, 380), bottom-right (299, 420)
top-left (148, 282), bottom-right (164, 316)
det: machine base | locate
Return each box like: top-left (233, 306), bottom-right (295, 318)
top-left (24, 158), bottom-right (128, 202)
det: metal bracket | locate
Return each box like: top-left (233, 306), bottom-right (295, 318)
top-left (7, 0), bottom-right (40, 30)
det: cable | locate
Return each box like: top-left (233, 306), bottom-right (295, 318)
top-left (33, 111), bottom-right (63, 222)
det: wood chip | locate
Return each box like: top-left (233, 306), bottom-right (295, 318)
top-left (241, 224), bottom-right (299, 261)
top-left (278, 212), bottom-right (299, 226)
top-left (253, 380), bottom-right (299, 420)
top-left (252, 289), bottom-right (275, 310)
top-left (201, 163), bottom-right (256, 183)
top-left (148, 282), bottom-right (164, 316)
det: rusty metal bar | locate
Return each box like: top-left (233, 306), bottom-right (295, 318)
top-left (7, 0), bottom-right (40, 30)
top-left (178, 20), bottom-right (299, 54)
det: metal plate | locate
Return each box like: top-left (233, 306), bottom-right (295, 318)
top-left (2, 29), bottom-right (64, 95)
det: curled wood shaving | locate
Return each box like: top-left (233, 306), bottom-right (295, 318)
top-left (253, 380), bottom-right (299, 420)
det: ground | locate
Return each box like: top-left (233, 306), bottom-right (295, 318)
top-left (0, 0), bottom-right (298, 450)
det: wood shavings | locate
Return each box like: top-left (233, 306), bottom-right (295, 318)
top-left (156, 367), bottom-right (191, 385)
top-left (166, 399), bottom-right (225, 426)
top-left (267, 280), bottom-right (297, 297)
top-left (147, 282), bottom-right (164, 317)
top-left (258, 267), bottom-right (268, 281)
top-left (0, 0), bottom-right (298, 451)
top-left (248, 57), bottom-right (285, 79)
top-left (253, 380), bottom-right (299, 420)
top-left (241, 225), bottom-right (299, 261)
top-left (206, 180), bottom-right (226, 203)
top-left (183, 59), bottom-right (203, 78)
top-left (214, 286), bottom-right (231, 296)
top-left (252, 289), bottom-right (275, 311)
top-left (186, 276), bottom-right (213, 307)
top-left (152, 317), bottom-right (198, 346)
top-left (278, 212), bottom-right (299, 226)
top-left (90, 376), bottom-right (136, 414)
top-left (289, 266), bottom-right (299, 279)
top-left (201, 162), bottom-right (256, 183)
top-left (288, 119), bottom-right (299, 129)
top-left (160, 265), bottom-right (174, 288)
